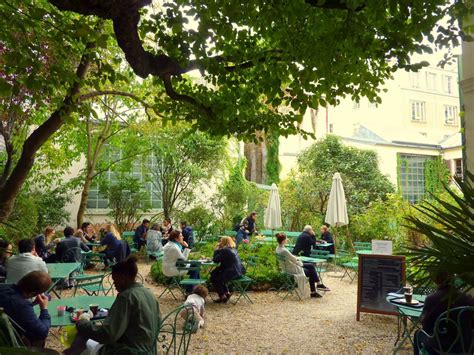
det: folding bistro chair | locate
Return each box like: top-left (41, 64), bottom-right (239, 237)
top-left (275, 253), bottom-right (302, 300)
top-left (228, 275), bottom-right (253, 305)
top-left (72, 273), bottom-right (106, 296)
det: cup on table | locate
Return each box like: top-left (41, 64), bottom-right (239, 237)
top-left (57, 306), bottom-right (66, 316)
top-left (403, 286), bottom-right (413, 303)
top-left (89, 304), bottom-right (99, 316)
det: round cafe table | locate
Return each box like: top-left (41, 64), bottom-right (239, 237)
top-left (35, 295), bottom-right (115, 327)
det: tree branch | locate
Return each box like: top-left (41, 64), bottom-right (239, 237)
top-left (78, 89), bottom-right (164, 119)
top-left (49, 0), bottom-right (214, 117)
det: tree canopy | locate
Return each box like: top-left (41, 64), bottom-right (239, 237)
top-left (47, 0), bottom-right (467, 136)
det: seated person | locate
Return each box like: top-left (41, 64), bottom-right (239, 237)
top-left (210, 236), bottom-right (246, 303)
top-left (276, 233), bottom-right (328, 298)
top-left (318, 224), bottom-right (335, 255)
top-left (180, 221), bottom-right (194, 248)
top-left (236, 212), bottom-right (257, 246)
top-left (0, 271), bottom-right (52, 347)
top-left (34, 226), bottom-right (60, 262)
top-left (162, 230), bottom-right (197, 293)
top-left (146, 223), bottom-right (163, 253)
top-left (134, 219), bottom-right (150, 250)
top-left (0, 239), bottom-right (12, 280)
top-left (55, 226), bottom-right (90, 262)
top-left (415, 270), bottom-right (474, 355)
top-left (73, 256), bottom-right (160, 354)
top-left (160, 217), bottom-right (173, 246)
top-left (81, 222), bottom-right (97, 243)
top-left (6, 239), bottom-right (48, 284)
top-left (292, 225), bottom-right (317, 257)
top-left (100, 223), bottom-right (122, 264)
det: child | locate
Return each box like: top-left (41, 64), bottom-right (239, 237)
top-left (181, 284), bottom-right (208, 332)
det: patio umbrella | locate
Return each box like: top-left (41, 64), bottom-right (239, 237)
top-left (264, 183), bottom-right (282, 231)
top-left (325, 172), bottom-right (349, 227)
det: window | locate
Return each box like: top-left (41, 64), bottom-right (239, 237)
top-left (426, 72), bottom-right (437, 91)
top-left (329, 123), bottom-right (334, 133)
top-left (368, 102), bottom-right (377, 108)
top-left (454, 158), bottom-right (463, 179)
top-left (352, 102), bottom-right (360, 109)
top-left (410, 72), bottom-right (420, 88)
top-left (398, 154), bottom-right (434, 203)
top-left (87, 152), bottom-right (162, 210)
top-left (442, 75), bottom-right (453, 94)
top-left (444, 105), bottom-right (458, 125)
top-left (410, 101), bottom-right (426, 122)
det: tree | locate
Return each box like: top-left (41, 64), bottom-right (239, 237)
top-left (47, 0), bottom-right (468, 138)
top-left (1, 0), bottom-right (469, 222)
top-left (145, 124), bottom-right (227, 219)
top-left (280, 135), bottom-right (394, 230)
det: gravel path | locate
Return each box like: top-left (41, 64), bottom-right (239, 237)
top-left (45, 261), bottom-right (411, 354)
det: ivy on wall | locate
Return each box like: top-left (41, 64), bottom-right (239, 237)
top-left (424, 156), bottom-right (450, 196)
top-left (265, 130), bottom-right (281, 185)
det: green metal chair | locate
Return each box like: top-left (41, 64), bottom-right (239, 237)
top-left (157, 304), bottom-right (196, 355)
top-left (0, 308), bottom-right (23, 347)
top-left (72, 273), bottom-right (106, 296)
top-left (158, 276), bottom-right (183, 301)
top-left (122, 231), bottom-right (138, 254)
top-left (417, 306), bottom-right (474, 354)
top-left (228, 275), bottom-right (253, 304)
top-left (177, 262), bottom-right (207, 297)
top-left (275, 253), bottom-right (302, 300)
top-left (223, 230), bottom-right (237, 237)
top-left (341, 258), bottom-right (358, 283)
top-left (82, 252), bottom-right (108, 269)
top-left (353, 241), bottom-right (372, 251)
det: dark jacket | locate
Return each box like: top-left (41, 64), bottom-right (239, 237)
top-left (320, 231), bottom-right (335, 254)
top-left (240, 216), bottom-right (256, 235)
top-left (293, 231), bottom-right (316, 257)
top-left (34, 234), bottom-right (55, 260)
top-left (101, 233), bottom-right (122, 260)
top-left (0, 284), bottom-right (51, 342)
top-left (181, 226), bottom-right (193, 245)
top-left (212, 247), bottom-right (245, 281)
top-left (134, 225), bottom-right (147, 243)
top-left (421, 285), bottom-right (474, 353)
top-left (56, 236), bottom-right (90, 262)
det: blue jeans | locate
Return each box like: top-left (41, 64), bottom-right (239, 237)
top-left (236, 230), bottom-right (249, 246)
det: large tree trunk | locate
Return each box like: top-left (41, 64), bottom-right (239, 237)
top-left (0, 44), bottom-right (94, 223)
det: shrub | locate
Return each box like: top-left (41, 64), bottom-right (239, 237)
top-left (150, 240), bottom-right (288, 291)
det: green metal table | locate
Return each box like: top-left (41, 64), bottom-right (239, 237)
top-left (316, 243), bottom-right (333, 248)
top-left (47, 263), bottom-right (82, 299)
top-left (298, 256), bottom-right (326, 264)
top-left (387, 294), bottom-right (426, 353)
top-left (47, 263), bottom-right (81, 280)
top-left (34, 295), bottom-right (115, 327)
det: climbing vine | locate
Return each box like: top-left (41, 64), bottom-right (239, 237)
top-left (424, 156), bottom-right (450, 196)
top-left (265, 130), bottom-right (281, 185)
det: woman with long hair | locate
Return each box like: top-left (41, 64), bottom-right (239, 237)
top-left (210, 236), bottom-right (246, 303)
top-left (0, 240), bottom-right (12, 279)
top-left (100, 223), bottom-right (122, 264)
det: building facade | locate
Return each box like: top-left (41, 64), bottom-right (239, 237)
top-left (280, 64), bottom-right (462, 203)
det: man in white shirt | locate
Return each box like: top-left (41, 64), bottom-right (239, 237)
top-left (6, 239), bottom-right (48, 284)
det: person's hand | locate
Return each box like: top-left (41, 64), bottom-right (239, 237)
top-left (36, 294), bottom-right (49, 310)
top-left (243, 239), bottom-right (249, 244)
top-left (181, 241), bottom-right (189, 248)
top-left (53, 238), bottom-right (61, 244)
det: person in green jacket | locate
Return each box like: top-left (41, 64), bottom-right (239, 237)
top-left (75, 256), bottom-right (161, 355)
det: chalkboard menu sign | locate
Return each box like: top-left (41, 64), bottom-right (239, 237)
top-left (356, 254), bottom-right (406, 321)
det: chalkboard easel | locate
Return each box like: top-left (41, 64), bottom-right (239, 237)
top-left (356, 254), bottom-right (406, 321)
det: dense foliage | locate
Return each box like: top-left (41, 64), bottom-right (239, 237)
top-left (280, 135), bottom-right (394, 230)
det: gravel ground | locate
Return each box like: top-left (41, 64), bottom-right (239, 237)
top-left (45, 261), bottom-right (413, 354)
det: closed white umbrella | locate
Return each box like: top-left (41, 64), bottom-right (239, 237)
top-left (325, 172), bottom-right (349, 227)
top-left (264, 183), bottom-right (282, 230)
